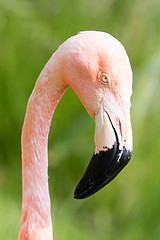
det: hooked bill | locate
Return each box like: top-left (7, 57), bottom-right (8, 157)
top-left (74, 110), bottom-right (132, 199)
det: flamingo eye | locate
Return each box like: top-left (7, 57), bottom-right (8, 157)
top-left (101, 74), bottom-right (110, 86)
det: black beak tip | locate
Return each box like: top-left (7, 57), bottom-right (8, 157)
top-left (74, 192), bottom-right (82, 199)
top-left (74, 177), bottom-right (101, 199)
top-left (74, 146), bottom-right (132, 200)
top-left (73, 176), bottom-right (90, 199)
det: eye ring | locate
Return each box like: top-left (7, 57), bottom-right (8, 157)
top-left (101, 73), bottom-right (110, 86)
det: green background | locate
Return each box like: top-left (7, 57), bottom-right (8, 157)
top-left (0, 0), bottom-right (160, 239)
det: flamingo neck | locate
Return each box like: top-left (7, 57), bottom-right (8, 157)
top-left (18, 57), bottom-right (67, 240)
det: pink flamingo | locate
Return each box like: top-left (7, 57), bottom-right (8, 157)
top-left (18, 31), bottom-right (132, 240)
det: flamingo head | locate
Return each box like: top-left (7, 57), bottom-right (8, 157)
top-left (57, 31), bottom-right (132, 199)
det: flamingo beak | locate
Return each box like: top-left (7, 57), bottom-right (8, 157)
top-left (74, 106), bottom-right (132, 199)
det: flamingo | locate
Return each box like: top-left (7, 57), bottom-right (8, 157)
top-left (18, 31), bottom-right (132, 240)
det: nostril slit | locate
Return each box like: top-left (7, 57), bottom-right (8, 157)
top-left (119, 119), bottom-right (123, 142)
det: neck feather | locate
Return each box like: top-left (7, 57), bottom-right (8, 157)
top-left (18, 56), bottom-right (67, 240)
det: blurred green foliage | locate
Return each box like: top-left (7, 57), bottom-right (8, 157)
top-left (0, 0), bottom-right (160, 239)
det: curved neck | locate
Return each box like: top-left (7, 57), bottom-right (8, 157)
top-left (19, 57), bottom-right (67, 239)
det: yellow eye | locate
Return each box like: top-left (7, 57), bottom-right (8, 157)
top-left (101, 73), bottom-right (110, 86)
